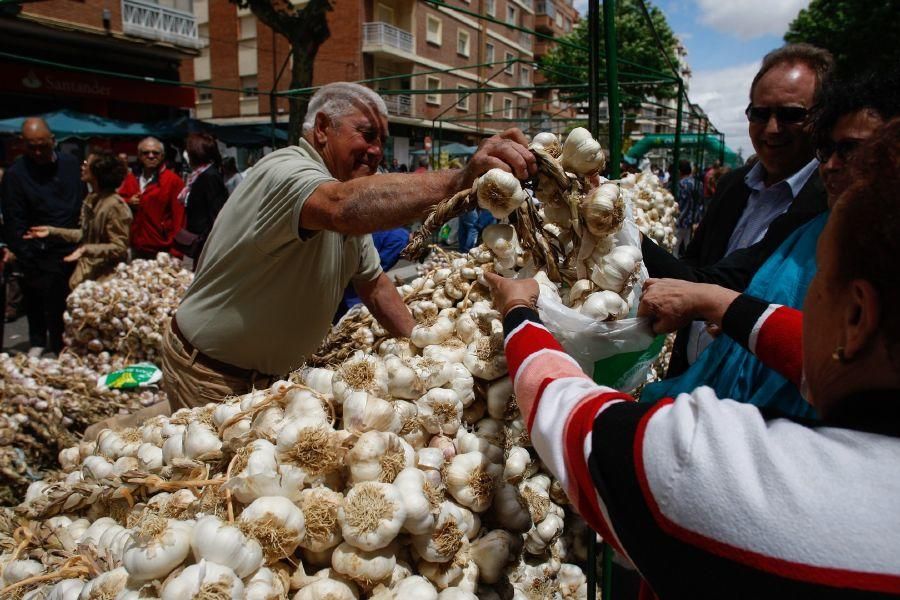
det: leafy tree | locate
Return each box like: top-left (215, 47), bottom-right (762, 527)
top-left (539, 0), bottom-right (682, 137)
top-left (229, 0), bottom-right (333, 144)
top-left (784, 0), bottom-right (900, 77)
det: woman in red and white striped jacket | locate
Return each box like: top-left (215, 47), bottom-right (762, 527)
top-left (484, 122), bottom-right (900, 598)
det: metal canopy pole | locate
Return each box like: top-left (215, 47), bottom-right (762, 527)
top-left (587, 0), bottom-right (600, 138)
top-left (671, 77), bottom-right (684, 194)
top-left (603, 0), bottom-right (621, 178)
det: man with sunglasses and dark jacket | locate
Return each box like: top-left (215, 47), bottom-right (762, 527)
top-left (642, 43), bottom-right (832, 377)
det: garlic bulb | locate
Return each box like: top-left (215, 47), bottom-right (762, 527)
top-left (348, 431), bottom-right (415, 483)
top-left (299, 487), bottom-right (344, 553)
top-left (122, 516), bottom-right (192, 582)
top-left (476, 168), bottom-right (527, 219)
top-left (45, 578), bottom-right (84, 600)
top-left (416, 388), bottom-right (463, 435)
top-left (2, 559), bottom-right (44, 585)
top-left (463, 338), bottom-right (507, 380)
top-left (332, 354), bottom-right (389, 406)
top-left (393, 467), bottom-right (436, 535)
top-left (561, 127), bottom-right (605, 175)
top-left (190, 515), bottom-right (264, 578)
top-left (445, 452), bottom-right (502, 512)
top-left (160, 559), bottom-right (243, 600)
top-left (343, 391), bottom-right (401, 434)
top-left (392, 575), bottom-right (439, 599)
top-left (331, 541), bottom-right (398, 586)
top-left (244, 566), bottom-right (289, 600)
top-left (470, 530), bottom-right (520, 583)
top-left (590, 245), bottom-right (642, 294)
top-left (338, 481), bottom-right (406, 551)
top-left (580, 290), bottom-right (629, 321)
top-left (531, 131), bottom-right (561, 158)
top-left (580, 183), bottom-right (624, 237)
top-left (237, 496), bottom-right (306, 561)
top-left (412, 502), bottom-right (469, 563)
top-left (492, 483), bottom-right (533, 533)
top-left (182, 420), bottom-right (223, 460)
top-left (410, 314), bottom-right (455, 348)
top-left (276, 420), bottom-right (343, 485)
top-left (225, 439), bottom-right (305, 503)
top-left (482, 224), bottom-right (519, 271)
top-left (76, 567), bottom-right (129, 599)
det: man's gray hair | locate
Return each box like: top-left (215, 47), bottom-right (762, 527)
top-left (750, 43), bottom-right (834, 100)
top-left (138, 136), bottom-right (165, 152)
top-left (301, 82), bottom-right (388, 135)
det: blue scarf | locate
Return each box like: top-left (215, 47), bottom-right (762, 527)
top-left (642, 212), bottom-right (829, 419)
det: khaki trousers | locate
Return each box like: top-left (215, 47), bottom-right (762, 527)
top-left (159, 319), bottom-right (274, 411)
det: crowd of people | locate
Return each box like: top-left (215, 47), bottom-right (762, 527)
top-left (0, 37), bottom-right (898, 596)
top-left (0, 125), bottom-right (233, 356)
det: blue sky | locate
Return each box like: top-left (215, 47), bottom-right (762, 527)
top-left (571, 0), bottom-right (811, 157)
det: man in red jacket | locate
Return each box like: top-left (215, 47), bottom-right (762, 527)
top-left (118, 137), bottom-right (185, 258)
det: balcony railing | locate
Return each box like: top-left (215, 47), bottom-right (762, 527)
top-left (519, 32), bottom-right (533, 50)
top-left (122, 0), bottom-right (202, 48)
top-left (535, 0), bottom-right (555, 17)
top-left (363, 22), bottom-right (414, 55)
top-left (383, 93), bottom-right (412, 117)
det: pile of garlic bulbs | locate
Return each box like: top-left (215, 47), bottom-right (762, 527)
top-left (620, 171), bottom-right (679, 252)
top-left (0, 351), bottom-right (165, 503)
top-left (64, 253), bottom-right (193, 362)
top-left (7, 360), bottom-right (591, 599)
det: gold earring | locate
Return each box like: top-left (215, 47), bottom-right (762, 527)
top-left (832, 346), bottom-right (847, 363)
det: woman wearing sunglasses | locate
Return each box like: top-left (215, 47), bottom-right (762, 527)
top-left (641, 70), bottom-right (900, 418)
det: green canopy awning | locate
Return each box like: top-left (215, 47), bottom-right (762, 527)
top-left (410, 142), bottom-right (478, 156)
top-left (0, 109), bottom-right (153, 139)
top-left (626, 134), bottom-right (742, 168)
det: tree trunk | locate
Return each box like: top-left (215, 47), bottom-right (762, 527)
top-left (288, 40), bottom-right (318, 145)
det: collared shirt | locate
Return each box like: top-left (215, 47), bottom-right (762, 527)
top-left (175, 139), bottom-right (382, 375)
top-left (139, 172), bottom-right (154, 193)
top-left (725, 158), bottom-right (818, 255)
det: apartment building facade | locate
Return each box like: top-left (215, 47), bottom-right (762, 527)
top-left (531, 0), bottom-right (578, 134)
top-left (192, 0), bottom-right (536, 165)
top-left (0, 0), bottom-right (199, 122)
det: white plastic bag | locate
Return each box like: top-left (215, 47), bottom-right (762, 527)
top-left (534, 197), bottom-right (661, 392)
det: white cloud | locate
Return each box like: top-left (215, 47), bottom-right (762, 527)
top-left (690, 61), bottom-right (759, 158)
top-left (695, 0), bottom-right (810, 40)
top-left (573, 0), bottom-right (588, 16)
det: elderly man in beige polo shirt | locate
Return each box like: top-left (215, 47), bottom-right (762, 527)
top-left (157, 82), bottom-right (537, 410)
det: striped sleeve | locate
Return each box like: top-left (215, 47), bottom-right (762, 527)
top-left (721, 294), bottom-right (803, 387)
top-left (503, 306), bottom-right (637, 551)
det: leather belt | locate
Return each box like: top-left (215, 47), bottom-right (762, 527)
top-left (170, 316), bottom-right (275, 382)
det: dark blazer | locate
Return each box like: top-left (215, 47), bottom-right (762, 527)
top-left (184, 166), bottom-right (228, 256)
top-left (642, 165), bottom-right (828, 377)
top-left (643, 166), bottom-right (827, 290)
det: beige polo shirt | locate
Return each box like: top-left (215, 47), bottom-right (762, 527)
top-left (176, 139), bottom-right (382, 375)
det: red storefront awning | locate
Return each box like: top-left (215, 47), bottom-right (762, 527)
top-left (0, 60), bottom-right (196, 109)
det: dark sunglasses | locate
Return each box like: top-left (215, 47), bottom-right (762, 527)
top-left (140, 150), bottom-right (162, 156)
top-left (745, 104), bottom-right (808, 124)
top-left (815, 139), bottom-right (861, 163)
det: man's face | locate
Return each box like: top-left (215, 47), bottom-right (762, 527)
top-left (819, 109), bottom-right (883, 206)
top-left (317, 106), bottom-right (388, 182)
top-left (749, 62), bottom-right (817, 181)
top-left (23, 130), bottom-right (55, 165)
top-left (138, 142), bottom-right (164, 171)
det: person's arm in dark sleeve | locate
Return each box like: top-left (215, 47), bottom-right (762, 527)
top-left (721, 294), bottom-right (803, 387)
top-left (205, 174), bottom-right (229, 233)
top-left (0, 174), bottom-right (31, 261)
